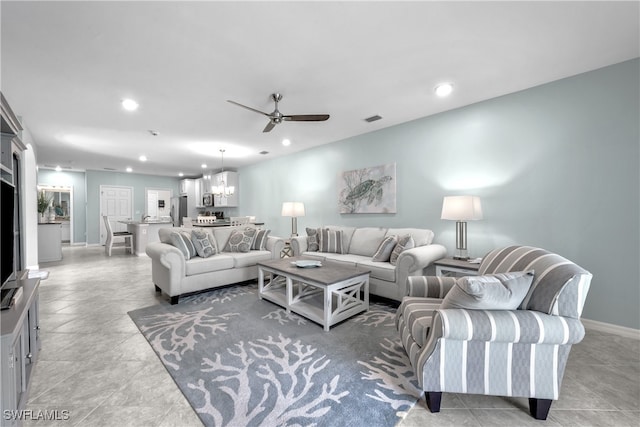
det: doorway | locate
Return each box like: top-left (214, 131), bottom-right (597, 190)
top-left (100, 185), bottom-right (133, 245)
top-left (37, 184), bottom-right (74, 244)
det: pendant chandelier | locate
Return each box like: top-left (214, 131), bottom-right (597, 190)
top-left (212, 149), bottom-right (235, 197)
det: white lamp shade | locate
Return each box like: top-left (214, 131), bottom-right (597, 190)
top-left (441, 196), bottom-right (483, 220)
top-left (281, 202), bottom-right (305, 217)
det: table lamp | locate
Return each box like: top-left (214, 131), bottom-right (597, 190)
top-left (281, 202), bottom-right (305, 237)
top-left (441, 195), bottom-right (483, 260)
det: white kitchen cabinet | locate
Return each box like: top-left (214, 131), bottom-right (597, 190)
top-left (212, 171), bottom-right (238, 207)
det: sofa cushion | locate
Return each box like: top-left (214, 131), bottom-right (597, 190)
top-left (191, 229), bottom-right (218, 258)
top-left (349, 227), bottom-right (388, 257)
top-left (325, 225), bottom-right (356, 252)
top-left (356, 259), bottom-right (396, 282)
top-left (390, 234), bottom-right (415, 266)
top-left (168, 231), bottom-right (197, 260)
top-left (251, 229), bottom-right (271, 250)
top-left (301, 252), bottom-right (326, 262)
top-left (185, 254), bottom-right (235, 276)
top-left (231, 250), bottom-right (272, 268)
top-left (372, 235), bottom-right (398, 262)
top-left (159, 227), bottom-right (187, 244)
top-left (306, 227), bottom-right (320, 252)
top-left (319, 252), bottom-right (365, 267)
top-left (319, 228), bottom-right (344, 254)
top-left (223, 228), bottom-right (257, 253)
top-left (212, 225), bottom-right (256, 250)
top-left (386, 228), bottom-right (434, 247)
top-left (440, 270), bottom-right (535, 310)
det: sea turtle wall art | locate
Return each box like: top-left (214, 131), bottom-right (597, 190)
top-left (338, 163), bottom-right (396, 214)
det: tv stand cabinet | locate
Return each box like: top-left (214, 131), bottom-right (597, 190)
top-left (0, 272), bottom-right (40, 426)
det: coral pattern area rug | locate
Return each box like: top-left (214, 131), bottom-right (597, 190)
top-left (128, 284), bottom-right (421, 427)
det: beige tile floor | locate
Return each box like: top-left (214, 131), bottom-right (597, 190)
top-left (22, 245), bottom-right (640, 426)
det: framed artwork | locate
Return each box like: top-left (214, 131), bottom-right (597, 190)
top-left (338, 163), bottom-right (396, 214)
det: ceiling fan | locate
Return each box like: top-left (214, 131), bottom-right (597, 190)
top-left (227, 93), bottom-right (330, 133)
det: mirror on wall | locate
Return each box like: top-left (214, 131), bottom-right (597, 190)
top-left (37, 184), bottom-right (73, 243)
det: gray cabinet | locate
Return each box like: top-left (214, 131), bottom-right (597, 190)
top-left (1, 275), bottom-right (40, 426)
top-left (38, 223), bottom-right (62, 262)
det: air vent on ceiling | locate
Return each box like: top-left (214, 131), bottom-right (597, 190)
top-left (103, 167), bottom-right (117, 171)
top-left (364, 115), bottom-right (383, 123)
top-left (259, 151), bottom-right (269, 155)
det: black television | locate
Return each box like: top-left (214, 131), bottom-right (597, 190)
top-left (1, 179), bottom-right (15, 288)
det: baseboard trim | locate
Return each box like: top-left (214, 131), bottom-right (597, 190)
top-left (582, 318), bottom-right (640, 340)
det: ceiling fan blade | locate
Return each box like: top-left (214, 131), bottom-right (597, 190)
top-left (263, 121), bottom-right (276, 132)
top-left (227, 100), bottom-right (269, 116)
top-left (283, 114), bottom-right (330, 122)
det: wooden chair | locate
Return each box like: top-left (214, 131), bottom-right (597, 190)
top-left (103, 215), bottom-right (133, 256)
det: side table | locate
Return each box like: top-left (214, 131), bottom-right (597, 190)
top-left (280, 240), bottom-right (294, 258)
top-left (434, 257), bottom-right (481, 277)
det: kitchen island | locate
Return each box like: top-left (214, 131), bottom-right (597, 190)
top-left (119, 220), bottom-right (173, 256)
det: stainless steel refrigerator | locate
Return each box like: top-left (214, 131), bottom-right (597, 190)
top-left (170, 196), bottom-right (188, 227)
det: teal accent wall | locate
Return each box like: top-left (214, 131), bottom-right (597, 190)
top-left (85, 171), bottom-right (180, 244)
top-left (239, 59), bottom-right (639, 329)
top-left (37, 169), bottom-right (87, 243)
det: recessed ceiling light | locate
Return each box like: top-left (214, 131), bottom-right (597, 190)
top-left (55, 165), bottom-right (62, 172)
top-left (282, 139), bottom-right (291, 146)
top-left (126, 167), bottom-right (133, 173)
top-left (139, 155), bottom-right (147, 162)
top-left (434, 83), bottom-right (454, 97)
top-left (122, 98), bottom-right (139, 111)
top-left (178, 172), bottom-right (184, 177)
top-left (201, 164), bottom-right (207, 169)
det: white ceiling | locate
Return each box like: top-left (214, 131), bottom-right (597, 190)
top-left (2, 1), bottom-right (638, 177)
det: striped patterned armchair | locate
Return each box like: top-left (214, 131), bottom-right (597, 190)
top-left (396, 246), bottom-right (592, 420)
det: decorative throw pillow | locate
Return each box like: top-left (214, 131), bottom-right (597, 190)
top-left (440, 270), bottom-right (535, 310)
top-left (168, 231), bottom-right (197, 260)
top-left (190, 229), bottom-right (217, 258)
top-left (389, 234), bottom-right (415, 266)
top-left (224, 228), bottom-right (257, 253)
top-left (319, 228), bottom-right (344, 254)
top-left (251, 229), bottom-right (271, 250)
top-left (306, 227), bottom-right (320, 252)
top-left (372, 235), bottom-right (398, 262)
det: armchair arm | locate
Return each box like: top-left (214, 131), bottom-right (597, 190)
top-left (407, 276), bottom-right (457, 298)
top-left (431, 309), bottom-right (586, 345)
top-left (145, 242), bottom-right (186, 295)
top-left (266, 236), bottom-right (286, 259)
top-left (145, 242), bottom-right (185, 273)
top-left (290, 236), bottom-right (308, 256)
top-left (395, 244), bottom-right (448, 298)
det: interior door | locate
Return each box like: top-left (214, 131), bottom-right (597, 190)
top-left (100, 186), bottom-right (133, 245)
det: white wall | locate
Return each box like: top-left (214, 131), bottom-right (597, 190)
top-left (238, 59), bottom-right (640, 330)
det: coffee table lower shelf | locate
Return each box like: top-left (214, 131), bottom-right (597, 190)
top-left (258, 261), bottom-right (370, 332)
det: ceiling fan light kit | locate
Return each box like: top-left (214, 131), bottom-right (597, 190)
top-left (227, 93), bottom-right (330, 133)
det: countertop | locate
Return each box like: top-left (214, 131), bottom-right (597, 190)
top-left (119, 220), bottom-right (173, 225)
top-left (38, 221), bottom-right (62, 225)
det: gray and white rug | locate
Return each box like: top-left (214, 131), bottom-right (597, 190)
top-left (128, 284), bottom-right (421, 427)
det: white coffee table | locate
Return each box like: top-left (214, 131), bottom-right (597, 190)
top-left (257, 257), bottom-right (370, 331)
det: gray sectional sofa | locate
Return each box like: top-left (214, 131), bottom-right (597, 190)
top-left (290, 226), bottom-right (447, 301)
top-left (146, 226), bottom-right (285, 304)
